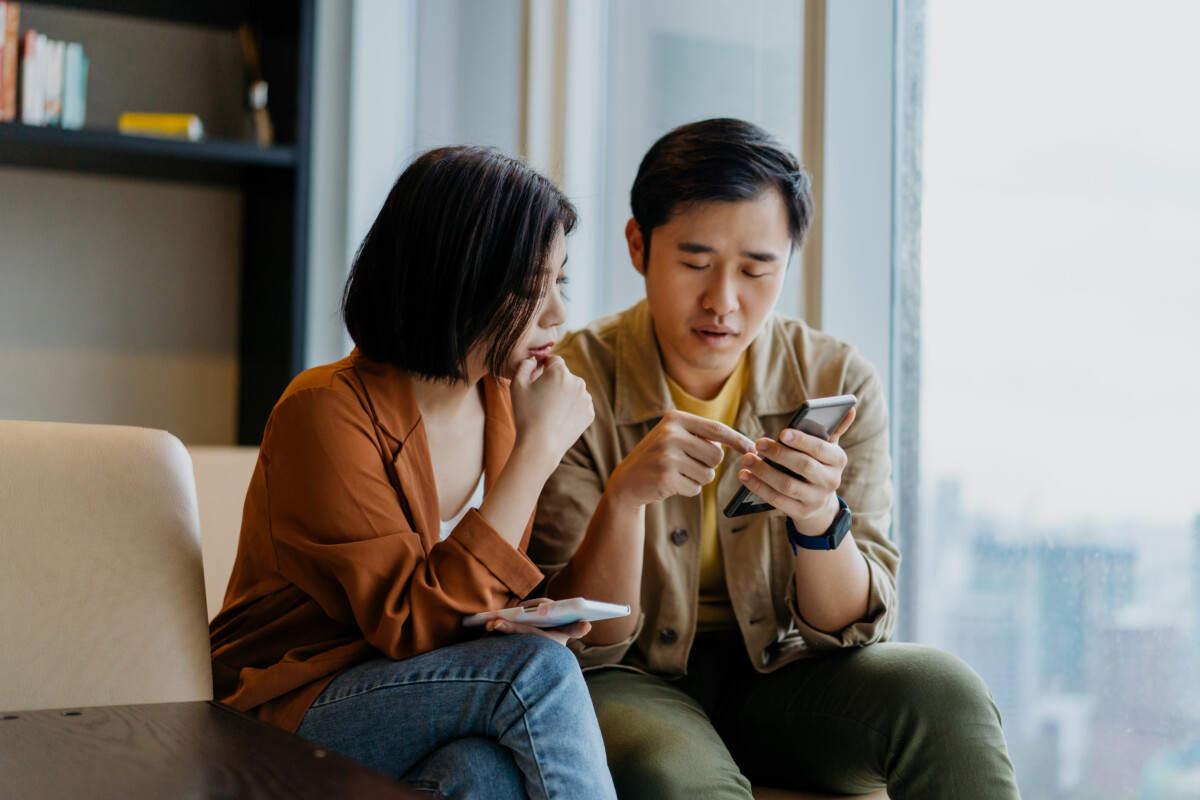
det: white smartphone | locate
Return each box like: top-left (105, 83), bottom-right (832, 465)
top-left (463, 597), bottom-right (632, 628)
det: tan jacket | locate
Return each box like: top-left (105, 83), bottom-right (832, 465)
top-left (211, 352), bottom-right (543, 732)
top-left (529, 301), bottom-right (899, 676)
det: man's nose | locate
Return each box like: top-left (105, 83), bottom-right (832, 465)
top-left (702, 273), bottom-right (737, 316)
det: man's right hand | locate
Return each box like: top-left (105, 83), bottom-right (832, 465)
top-left (605, 410), bottom-right (755, 510)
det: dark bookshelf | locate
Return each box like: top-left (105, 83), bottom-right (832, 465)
top-left (25, 0), bottom-right (283, 30)
top-left (0, 0), bottom-right (315, 445)
top-left (0, 123), bottom-right (296, 184)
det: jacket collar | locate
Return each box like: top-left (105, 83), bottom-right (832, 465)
top-left (351, 350), bottom-right (515, 541)
top-left (613, 300), bottom-right (810, 426)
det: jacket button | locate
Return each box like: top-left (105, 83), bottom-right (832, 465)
top-left (670, 528), bottom-right (688, 546)
top-left (659, 627), bottom-right (678, 645)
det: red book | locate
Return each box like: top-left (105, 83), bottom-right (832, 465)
top-left (0, 1), bottom-right (19, 122)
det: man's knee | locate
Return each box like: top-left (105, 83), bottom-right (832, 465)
top-left (587, 671), bottom-right (751, 800)
top-left (860, 643), bottom-right (1001, 726)
top-left (603, 721), bottom-right (750, 800)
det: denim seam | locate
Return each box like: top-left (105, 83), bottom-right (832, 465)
top-left (503, 681), bottom-right (551, 800)
top-left (403, 778), bottom-right (446, 799)
top-left (307, 664), bottom-right (570, 800)
top-left (307, 675), bottom-right (556, 798)
top-left (309, 675), bottom-right (517, 708)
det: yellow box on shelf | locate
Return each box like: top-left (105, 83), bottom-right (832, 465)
top-left (117, 112), bottom-right (204, 142)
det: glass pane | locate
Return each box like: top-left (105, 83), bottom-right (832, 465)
top-left (917, 2), bottom-right (1200, 798)
top-left (595, 0), bottom-right (804, 319)
top-left (413, 0), bottom-right (524, 154)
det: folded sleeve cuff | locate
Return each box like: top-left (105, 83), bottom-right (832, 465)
top-left (450, 509), bottom-right (544, 598)
top-left (569, 611), bottom-right (645, 668)
top-left (786, 551), bottom-right (897, 651)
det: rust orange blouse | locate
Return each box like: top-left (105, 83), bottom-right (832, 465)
top-left (210, 351), bottom-right (544, 732)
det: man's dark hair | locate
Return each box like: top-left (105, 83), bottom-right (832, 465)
top-left (630, 118), bottom-right (813, 261)
top-left (342, 146), bottom-right (577, 381)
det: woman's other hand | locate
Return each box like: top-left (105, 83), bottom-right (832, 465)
top-left (481, 599), bottom-right (591, 646)
top-left (486, 618), bottom-right (591, 646)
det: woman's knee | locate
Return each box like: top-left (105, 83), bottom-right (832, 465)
top-left (486, 633), bottom-right (587, 697)
top-left (494, 632), bottom-right (579, 673)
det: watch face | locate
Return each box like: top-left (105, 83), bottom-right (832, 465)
top-left (830, 507), bottom-right (852, 547)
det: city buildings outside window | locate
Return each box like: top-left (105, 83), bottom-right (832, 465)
top-left (915, 2), bottom-right (1200, 797)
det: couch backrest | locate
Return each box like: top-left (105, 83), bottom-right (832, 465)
top-left (0, 420), bottom-right (213, 711)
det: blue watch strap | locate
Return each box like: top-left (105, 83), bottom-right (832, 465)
top-left (785, 496), bottom-right (851, 554)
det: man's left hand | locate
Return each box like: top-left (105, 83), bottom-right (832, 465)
top-left (737, 408), bottom-right (855, 537)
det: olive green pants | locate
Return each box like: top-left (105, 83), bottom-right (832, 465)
top-left (585, 639), bottom-right (1020, 800)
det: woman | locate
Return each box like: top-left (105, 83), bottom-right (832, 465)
top-left (210, 146), bottom-right (615, 800)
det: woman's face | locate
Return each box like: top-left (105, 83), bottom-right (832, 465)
top-left (505, 228), bottom-right (568, 377)
top-left (463, 229), bottom-right (569, 382)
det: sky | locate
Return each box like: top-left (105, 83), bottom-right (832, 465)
top-left (919, 0), bottom-right (1200, 529)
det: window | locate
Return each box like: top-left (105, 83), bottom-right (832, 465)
top-left (567, 0), bottom-right (805, 328)
top-left (914, 2), bottom-right (1200, 797)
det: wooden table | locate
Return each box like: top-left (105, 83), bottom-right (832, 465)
top-left (0, 700), bottom-right (427, 799)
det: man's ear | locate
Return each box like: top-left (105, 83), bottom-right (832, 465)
top-left (625, 217), bottom-right (647, 276)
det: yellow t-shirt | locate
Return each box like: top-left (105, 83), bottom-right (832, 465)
top-left (665, 354), bottom-right (749, 633)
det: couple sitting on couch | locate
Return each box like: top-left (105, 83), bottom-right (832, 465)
top-left (209, 119), bottom-right (1020, 800)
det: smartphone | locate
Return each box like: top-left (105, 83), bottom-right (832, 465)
top-left (462, 597), bottom-right (632, 629)
top-left (722, 394), bottom-right (857, 518)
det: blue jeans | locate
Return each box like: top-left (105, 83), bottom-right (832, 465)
top-left (295, 634), bottom-right (617, 800)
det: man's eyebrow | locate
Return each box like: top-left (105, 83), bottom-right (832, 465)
top-left (677, 241), bottom-right (780, 263)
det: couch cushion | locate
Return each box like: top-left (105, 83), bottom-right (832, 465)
top-left (187, 446), bottom-right (259, 621)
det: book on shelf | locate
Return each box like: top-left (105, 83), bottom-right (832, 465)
top-left (118, 112), bottom-right (204, 142)
top-left (19, 29), bottom-right (41, 124)
top-left (3, 5), bottom-right (87, 129)
top-left (42, 36), bottom-right (61, 124)
top-left (0, 1), bottom-right (19, 121)
top-left (61, 40), bottom-right (85, 130)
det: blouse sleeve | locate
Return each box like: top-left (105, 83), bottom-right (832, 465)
top-left (260, 387), bottom-right (544, 659)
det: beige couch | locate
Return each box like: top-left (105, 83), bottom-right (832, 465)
top-left (0, 421), bottom-right (213, 712)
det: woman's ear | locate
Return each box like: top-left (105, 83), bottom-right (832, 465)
top-left (625, 218), bottom-right (647, 277)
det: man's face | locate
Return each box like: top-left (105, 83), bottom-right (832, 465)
top-left (626, 188), bottom-right (791, 399)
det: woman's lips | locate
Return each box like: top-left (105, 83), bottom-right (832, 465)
top-left (529, 344), bottom-right (554, 362)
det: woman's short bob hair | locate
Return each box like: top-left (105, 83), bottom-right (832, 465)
top-left (630, 118), bottom-right (813, 263)
top-left (342, 146), bottom-right (577, 381)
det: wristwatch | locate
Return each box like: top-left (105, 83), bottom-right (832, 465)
top-left (785, 496), bottom-right (851, 554)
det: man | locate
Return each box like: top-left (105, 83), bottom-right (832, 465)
top-left (529, 119), bottom-right (1019, 799)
